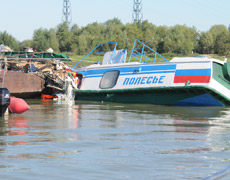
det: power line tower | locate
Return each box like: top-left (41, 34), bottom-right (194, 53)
top-left (62, 0), bottom-right (72, 27)
top-left (132, 0), bottom-right (143, 23)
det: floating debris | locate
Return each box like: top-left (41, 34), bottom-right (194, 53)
top-left (0, 49), bottom-right (78, 100)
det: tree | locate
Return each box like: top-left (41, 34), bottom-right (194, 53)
top-left (70, 24), bottom-right (80, 53)
top-left (14, 20), bottom-right (230, 57)
top-left (141, 20), bottom-right (158, 51)
top-left (163, 25), bottom-right (198, 54)
top-left (56, 23), bottom-right (74, 52)
top-left (0, 31), bottom-right (20, 51)
top-left (155, 26), bottom-right (168, 53)
top-left (215, 32), bottom-right (230, 56)
top-left (20, 40), bottom-right (34, 50)
top-left (49, 28), bottom-right (59, 52)
top-left (105, 18), bottom-right (124, 49)
top-left (118, 31), bottom-right (128, 50)
top-left (198, 32), bottom-right (214, 54)
top-left (124, 23), bottom-right (143, 51)
top-left (84, 22), bottom-right (105, 47)
top-left (209, 25), bottom-right (229, 54)
top-left (71, 24), bottom-right (80, 35)
top-left (78, 31), bottom-right (89, 55)
top-left (32, 28), bottom-right (50, 51)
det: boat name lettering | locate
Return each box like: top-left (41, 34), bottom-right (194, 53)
top-left (123, 76), bottom-right (165, 85)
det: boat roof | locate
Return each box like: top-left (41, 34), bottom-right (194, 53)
top-left (170, 57), bottom-right (224, 64)
top-left (75, 57), bottom-right (226, 71)
top-left (77, 62), bottom-right (141, 70)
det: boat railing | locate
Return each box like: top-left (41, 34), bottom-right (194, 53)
top-left (72, 42), bottom-right (118, 70)
top-left (71, 39), bottom-right (169, 70)
top-left (128, 39), bottom-right (169, 63)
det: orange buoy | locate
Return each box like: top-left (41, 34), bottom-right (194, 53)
top-left (8, 97), bottom-right (30, 114)
top-left (41, 94), bottom-right (58, 99)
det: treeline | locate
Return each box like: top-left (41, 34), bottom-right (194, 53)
top-left (1, 18), bottom-right (230, 56)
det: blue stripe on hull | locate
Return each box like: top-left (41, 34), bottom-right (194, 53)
top-left (78, 64), bottom-right (177, 77)
top-left (173, 93), bottom-right (224, 106)
top-left (86, 70), bottom-right (176, 78)
top-left (175, 69), bottom-right (211, 76)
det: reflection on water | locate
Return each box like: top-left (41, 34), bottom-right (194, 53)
top-left (0, 100), bottom-right (229, 180)
top-left (8, 116), bottom-right (28, 136)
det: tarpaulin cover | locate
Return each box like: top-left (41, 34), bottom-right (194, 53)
top-left (3, 51), bottom-right (71, 61)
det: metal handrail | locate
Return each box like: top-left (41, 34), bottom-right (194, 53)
top-left (71, 42), bottom-right (117, 70)
top-left (128, 39), bottom-right (169, 63)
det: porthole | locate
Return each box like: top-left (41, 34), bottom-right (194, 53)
top-left (100, 70), bottom-right (120, 89)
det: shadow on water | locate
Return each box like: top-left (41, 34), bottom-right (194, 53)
top-left (76, 100), bottom-right (229, 129)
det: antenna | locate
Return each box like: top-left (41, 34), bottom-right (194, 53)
top-left (132, 0), bottom-right (143, 23)
top-left (62, 0), bottom-right (72, 27)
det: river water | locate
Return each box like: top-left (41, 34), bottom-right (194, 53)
top-left (0, 100), bottom-right (230, 180)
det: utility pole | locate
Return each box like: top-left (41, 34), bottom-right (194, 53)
top-left (132, 0), bottom-right (143, 23)
top-left (62, 0), bottom-right (72, 27)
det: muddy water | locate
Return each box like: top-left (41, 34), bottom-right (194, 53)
top-left (0, 100), bottom-right (229, 180)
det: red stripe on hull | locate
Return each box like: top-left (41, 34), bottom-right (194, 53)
top-left (174, 76), bottom-right (211, 83)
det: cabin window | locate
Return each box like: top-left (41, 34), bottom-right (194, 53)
top-left (100, 70), bottom-right (120, 89)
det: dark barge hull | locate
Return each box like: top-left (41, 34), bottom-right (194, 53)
top-left (3, 71), bottom-right (45, 98)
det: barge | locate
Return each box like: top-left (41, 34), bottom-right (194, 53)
top-left (0, 50), bottom-right (71, 98)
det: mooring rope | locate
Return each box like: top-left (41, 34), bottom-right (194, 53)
top-left (202, 165), bottom-right (230, 180)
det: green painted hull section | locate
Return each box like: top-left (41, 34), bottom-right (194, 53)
top-left (213, 62), bottom-right (230, 90)
top-left (74, 86), bottom-right (230, 106)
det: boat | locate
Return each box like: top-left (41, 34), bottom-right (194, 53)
top-left (71, 39), bottom-right (230, 106)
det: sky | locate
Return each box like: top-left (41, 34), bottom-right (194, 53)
top-left (1, 0), bottom-right (230, 41)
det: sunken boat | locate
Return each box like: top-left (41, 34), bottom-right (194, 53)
top-left (71, 39), bottom-right (230, 106)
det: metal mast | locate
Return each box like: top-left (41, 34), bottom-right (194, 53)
top-left (132, 0), bottom-right (143, 23)
top-left (62, 0), bottom-right (72, 26)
